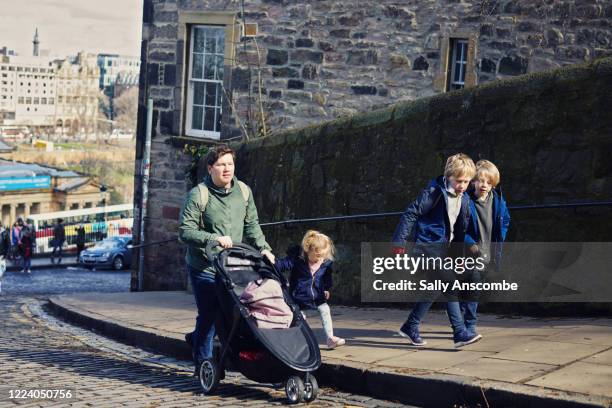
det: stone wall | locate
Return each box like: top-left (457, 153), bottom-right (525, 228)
top-left (133, 0), bottom-right (612, 292)
top-left (232, 57), bottom-right (612, 304)
top-left (133, 57), bottom-right (612, 300)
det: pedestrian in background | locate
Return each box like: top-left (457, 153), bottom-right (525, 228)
top-left (51, 218), bottom-right (65, 264)
top-left (26, 220), bottom-right (36, 254)
top-left (11, 220), bottom-right (22, 261)
top-left (0, 222), bottom-right (8, 294)
top-left (0, 222), bottom-right (10, 259)
top-left (19, 225), bottom-right (33, 274)
top-left (76, 224), bottom-right (86, 262)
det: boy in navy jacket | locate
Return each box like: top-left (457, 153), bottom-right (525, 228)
top-left (393, 153), bottom-right (481, 348)
top-left (463, 160), bottom-right (511, 338)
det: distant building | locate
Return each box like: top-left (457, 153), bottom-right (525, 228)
top-left (0, 47), bottom-right (17, 57)
top-left (97, 54), bottom-right (140, 93)
top-left (0, 55), bottom-right (57, 127)
top-left (54, 52), bottom-right (101, 135)
top-left (0, 158), bottom-right (110, 225)
top-left (0, 53), bottom-right (100, 133)
top-left (0, 30), bottom-right (101, 134)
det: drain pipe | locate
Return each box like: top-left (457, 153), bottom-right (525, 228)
top-left (137, 98), bottom-right (153, 291)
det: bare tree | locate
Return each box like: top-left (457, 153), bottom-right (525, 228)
top-left (113, 87), bottom-right (138, 136)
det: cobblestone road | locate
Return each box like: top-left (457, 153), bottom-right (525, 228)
top-left (0, 267), bottom-right (130, 296)
top-left (0, 296), bottom-right (411, 407)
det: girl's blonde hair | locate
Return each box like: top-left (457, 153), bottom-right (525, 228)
top-left (301, 230), bottom-right (335, 261)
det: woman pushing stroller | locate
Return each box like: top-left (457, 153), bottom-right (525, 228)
top-left (179, 145), bottom-right (275, 377)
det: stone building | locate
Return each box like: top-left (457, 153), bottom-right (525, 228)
top-left (54, 52), bottom-right (101, 135)
top-left (0, 52), bottom-right (101, 135)
top-left (138, 0), bottom-right (611, 141)
top-left (97, 54), bottom-right (141, 91)
top-left (0, 56), bottom-right (57, 127)
top-left (0, 30), bottom-right (102, 134)
top-left (133, 0), bottom-right (612, 290)
top-left (0, 159), bottom-right (110, 226)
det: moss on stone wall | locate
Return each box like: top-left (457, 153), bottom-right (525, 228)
top-left (234, 58), bottom-right (612, 310)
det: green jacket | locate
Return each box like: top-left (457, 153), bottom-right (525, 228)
top-left (179, 175), bottom-right (271, 274)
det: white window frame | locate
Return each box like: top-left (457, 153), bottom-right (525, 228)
top-left (449, 39), bottom-right (468, 90)
top-left (185, 25), bottom-right (224, 139)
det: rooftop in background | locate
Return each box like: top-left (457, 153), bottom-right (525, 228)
top-left (0, 158), bottom-right (80, 179)
top-left (55, 177), bottom-right (90, 192)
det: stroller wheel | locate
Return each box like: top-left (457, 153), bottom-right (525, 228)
top-left (199, 359), bottom-right (221, 394)
top-left (285, 375), bottom-right (305, 404)
top-left (303, 375), bottom-right (319, 402)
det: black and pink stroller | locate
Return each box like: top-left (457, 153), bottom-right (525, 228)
top-left (200, 241), bottom-right (321, 404)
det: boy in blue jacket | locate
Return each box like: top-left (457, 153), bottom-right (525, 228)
top-left (393, 153), bottom-right (481, 348)
top-left (276, 230), bottom-right (346, 349)
top-left (463, 160), bottom-right (511, 338)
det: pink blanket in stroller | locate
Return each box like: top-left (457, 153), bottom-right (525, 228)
top-left (240, 279), bottom-right (293, 329)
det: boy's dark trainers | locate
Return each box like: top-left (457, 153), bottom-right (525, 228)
top-left (454, 330), bottom-right (482, 348)
top-left (398, 327), bottom-right (427, 347)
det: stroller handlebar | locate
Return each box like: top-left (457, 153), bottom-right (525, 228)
top-left (205, 240), bottom-right (266, 262)
top-left (205, 240), bottom-right (221, 262)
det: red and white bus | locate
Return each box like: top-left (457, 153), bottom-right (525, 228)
top-left (26, 204), bottom-right (133, 254)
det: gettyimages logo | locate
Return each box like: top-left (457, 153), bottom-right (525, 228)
top-left (372, 253), bottom-right (486, 275)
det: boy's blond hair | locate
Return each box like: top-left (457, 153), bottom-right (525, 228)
top-left (444, 153), bottom-right (476, 179)
top-left (301, 230), bottom-right (335, 261)
top-left (475, 159), bottom-right (501, 187)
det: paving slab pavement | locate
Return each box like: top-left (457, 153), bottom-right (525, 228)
top-left (47, 291), bottom-right (612, 407)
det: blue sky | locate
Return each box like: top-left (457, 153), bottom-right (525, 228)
top-left (0, 0), bottom-right (142, 57)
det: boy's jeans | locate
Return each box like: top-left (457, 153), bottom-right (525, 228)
top-left (188, 267), bottom-right (218, 365)
top-left (403, 301), bottom-right (466, 334)
top-left (401, 265), bottom-right (467, 335)
top-left (460, 302), bottom-right (478, 333)
top-left (460, 268), bottom-right (484, 333)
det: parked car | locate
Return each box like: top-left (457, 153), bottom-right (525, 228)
top-left (79, 236), bottom-right (132, 270)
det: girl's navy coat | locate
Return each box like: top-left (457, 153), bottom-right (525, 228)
top-left (465, 188), bottom-right (511, 267)
top-left (275, 246), bottom-right (333, 310)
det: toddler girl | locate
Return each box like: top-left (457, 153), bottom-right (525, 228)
top-left (276, 230), bottom-right (345, 349)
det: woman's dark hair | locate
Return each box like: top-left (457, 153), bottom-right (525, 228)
top-left (205, 145), bottom-right (236, 166)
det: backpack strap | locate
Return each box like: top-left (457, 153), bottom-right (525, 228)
top-left (236, 180), bottom-right (250, 204)
top-left (196, 183), bottom-right (209, 229)
top-left (197, 183), bottom-right (209, 210)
